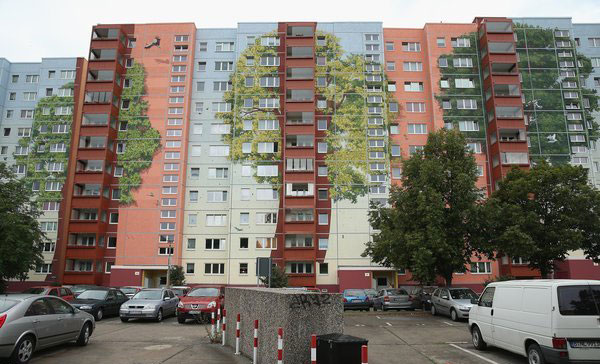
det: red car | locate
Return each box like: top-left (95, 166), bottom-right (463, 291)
top-left (22, 286), bottom-right (75, 301)
top-left (176, 286), bottom-right (224, 324)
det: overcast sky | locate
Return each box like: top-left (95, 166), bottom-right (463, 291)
top-left (1, 0), bottom-right (599, 62)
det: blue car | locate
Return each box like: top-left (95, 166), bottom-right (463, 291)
top-left (342, 289), bottom-right (371, 311)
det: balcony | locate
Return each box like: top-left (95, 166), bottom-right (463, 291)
top-left (286, 112), bottom-right (314, 125)
top-left (494, 84), bottom-right (520, 97)
top-left (488, 42), bottom-right (515, 54)
top-left (495, 106), bottom-right (523, 119)
top-left (286, 134), bottom-right (314, 148)
top-left (84, 91), bottom-right (113, 105)
top-left (286, 89), bottom-right (314, 102)
top-left (286, 46), bottom-right (313, 58)
top-left (87, 69), bottom-right (116, 83)
top-left (79, 136), bottom-right (107, 149)
top-left (89, 48), bottom-right (117, 61)
top-left (73, 183), bottom-right (102, 197)
top-left (499, 129), bottom-right (526, 142)
top-left (285, 234), bottom-right (314, 248)
top-left (287, 68), bottom-right (314, 80)
top-left (287, 26), bottom-right (314, 38)
top-left (285, 183), bottom-right (315, 197)
top-left (501, 152), bottom-right (529, 165)
top-left (285, 209), bottom-right (314, 223)
top-left (82, 113), bottom-right (110, 126)
top-left (68, 234), bottom-right (97, 247)
top-left (92, 28), bottom-right (119, 40)
top-left (76, 160), bottom-right (104, 173)
top-left (71, 208), bottom-right (99, 222)
top-left (485, 22), bottom-right (513, 34)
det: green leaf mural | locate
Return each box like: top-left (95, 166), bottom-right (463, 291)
top-left (117, 63), bottom-right (162, 205)
top-left (216, 30), bottom-right (395, 203)
top-left (14, 85), bottom-right (75, 204)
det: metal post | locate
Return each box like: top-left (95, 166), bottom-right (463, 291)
top-left (310, 334), bottom-right (317, 364)
top-left (277, 327), bottom-right (283, 364)
top-left (222, 309), bottom-right (226, 346)
top-left (253, 319), bottom-right (258, 364)
top-left (166, 241), bottom-right (172, 288)
top-left (235, 313), bottom-right (240, 355)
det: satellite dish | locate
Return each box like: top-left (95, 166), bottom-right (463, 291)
top-left (145, 37), bottom-right (161, 49)
top-left (546, 134), bottom-right (557, 143)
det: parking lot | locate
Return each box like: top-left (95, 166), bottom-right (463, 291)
top-left (25, 311), bottom-right (528, 364)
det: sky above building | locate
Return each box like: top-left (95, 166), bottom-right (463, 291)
top-left (1, 0), bottom-right (599, 62)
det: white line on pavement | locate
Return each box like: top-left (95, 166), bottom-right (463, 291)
top-left (448, 344), bottom-right (501, 364)
top-left (445, 341), bottom-right (469, 344)
top-left (443, 321), bottom-right (454, 326)
top-left (376, 316), bottom-right (381, 319)
top-left (386, 322), bottom-right (392, 326)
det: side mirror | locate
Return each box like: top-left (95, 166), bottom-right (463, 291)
top-left (441, 295), bottom-right (449, 300)
top-left (471, 298), bottom-right (479, 304)
top-left (164, 297), bottom-right (170, 301)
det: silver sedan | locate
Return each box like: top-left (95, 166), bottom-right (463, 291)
top-left (0, 294), bottom-right (95, 364)
top-left (119, 288), bottom-right (179, 322)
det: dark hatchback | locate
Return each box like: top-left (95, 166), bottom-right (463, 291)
top-left (70, 288), bottom-right (129, 321)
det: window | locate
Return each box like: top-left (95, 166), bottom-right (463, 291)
top-left (467, 142), bottom-right (482, 154)
top-left (256, 188), bottom-right (278, 200)
top-left (402, 42), bottom-right (421, 52)
top-left (216, 42), bottom-right (235, 52)
top-left (240, 238), bottom-right (249, 249)
top-left (206, 214), bottom-right (227, 226)
top-left (318, 213), bottom-right (328, 225)
top-left (214, 81), bottom-right (231, 91)
top-left (408, 123), bottom-right (427, 134)
top-left (287, 262), bottom-right (313, 274)
top-left (256, 237), bottom-right (277, 249)
top-left (205, 238), bottom-right (225, 250)
top-left (404, 82), bottom-right (424, 92)
top-left (437, 37), bottom-right (446, 47)
top-left (319, 263), bottom-right (329, 275)
top-left (386, 61), bottom-right (395, 71)
top-left (385, 41), bottom-right (394, 51)
top-left (187, 238), bottom-right (196, 250)
top-left (208, 167), bottom-right (229, 179)
top-left (459, 121), bottom-right (479, 131)
top-left (318, 165), bottom-right (328, 176)
top-left (215, 61), bottom-right (234, 71)
top-left (109, 212), bottom-right (119, 224)
top-left (23, 92), bottom-right (36, 101)
top-left (239, 263), bottom-right (249, 275)
top-left (25, 75), bottom-right (39, 83)
top-left (197, 62), bottom-right (206, 71)
top-left (470, 261), bottom-right (492, 274)
top-left (365, 34), bottom-right (379, 41)
top-left (209, 145), bottom-right (230, 156)
top-left (318, 142), bottom-right (328, 153)
top-left (207, 190), bottom-right (228, 202)
top-left (457, 99), bottom-right (477, 110)
top-left (185, 263), bottom-right (195, 274)
top-left (403, 61), bottom-right (422, 71)
top-left (455, 78), bottom-right (474, 88)
top-left (451, 37), bottom-right (471, 48)
top-left (160, 222), bottom-right (176, 230)
top-left (204, 263), bottom-right (225, 275)
top-left (406, 102), bottom-right (425, 113)
top-left (189, 191), bottom-right (199, 203)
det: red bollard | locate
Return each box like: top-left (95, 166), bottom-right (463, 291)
top-left (235, 313), bottom-right (240, 355)
top-left (311, 334), bottom-right (317, 364)
top-left (361, 344), bottom-right (368, 364)
top-left (277, 327), bottom-right (283, 364)
top-left (211, 309), bottom-right (215, 336)
top-left (253, 319), bottom-right (259, 363)
top-left (216, 303), bottom-right (221, 332)
top-left (221, 309), bottom-right (226, 346)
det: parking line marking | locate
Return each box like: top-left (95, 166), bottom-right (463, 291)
top-left (448, 344), bottom-right (501, 364)
top-left (385, 322), bottom-right (392, 326)
top-left (445, 341), bottom-right (468, 344)
top-left (376, 316), bottom-right (381, 319)
top-left (443, 321), bottom-right (454, 326)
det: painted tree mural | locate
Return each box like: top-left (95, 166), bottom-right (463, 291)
top-left (117, 63), bottom-right (162, 204)
top-left (514, 23), bottom-right (599, 165)
top-left (217, 30), bottom-right (396, 203)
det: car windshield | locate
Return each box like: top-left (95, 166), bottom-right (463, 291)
top-left (77, 290), bottom-right (108, 300)
top-left (449, 289), bottom-right (478, 300)
top-left (72, 286), bottom-right (94, 293)
top-left (23, 288), bottom-right (46, 294)
top-left (120, 288), bottom-right (138, 294)
top-left (0, 298), bottom-right (19, 313)
top-left (558, 285), bottom-right (600, 316)
top-left (388, 289), bottom-right (408, 296)
top-left (188, 288), bottom-right (219, 297)
top-left (344, 290), bottom-right (365, 297)
top-left (364, 289), bottom-right (377, 296)
top-left (133, 290), bottom-right (162, 300)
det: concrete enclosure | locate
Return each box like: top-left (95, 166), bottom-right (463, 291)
top-left (224, 287), bottom-right (343, 364)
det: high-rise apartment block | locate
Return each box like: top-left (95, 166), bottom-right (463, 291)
top-left (3, 17), bottom-right (599, 293)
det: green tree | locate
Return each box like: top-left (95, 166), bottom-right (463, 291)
top-left (0, 163), bottom-right (45, 293)
top-left (363, 129), bottom-right (483, 286)
top-left (479, 162), bottom-right (600, 277)
top-left (260, 265), bottom-right (288, 288)
top-left (168, 265), bottom-right (186, 286)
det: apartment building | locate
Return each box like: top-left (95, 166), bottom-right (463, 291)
top-left (6, 17), bottom-right (599, 293)
top-left (0, 57), bottom-right (86, 290)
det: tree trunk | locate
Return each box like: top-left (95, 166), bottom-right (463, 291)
top-left (445, 274), bottom-right (453, 287)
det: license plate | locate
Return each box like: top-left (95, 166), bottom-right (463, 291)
top-left (189, 311), bottom-right (201, 315)
top-left (570, 341), bottom-right (600, 348)
top-left (352, 299), bottom-right (362, 303)
top-left (130, 310), bottom-right (141, 315)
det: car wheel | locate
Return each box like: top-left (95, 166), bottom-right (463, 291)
top-left (120, 317), bottom-right (129, 323)
top-left (155, 309), bottom-right (163, 322)
top-left (95, 308), bottom-right (103, 321)
top-left (471, 325), bottom-right (487, 350)
top-left (373, 304), bottom-right (378, 311)
top-left (382, 305), bottom-right (388, 312)
top-left (431, 304), bottom-right (437, 316)
top-left (76, 322), bottom-right (92, 346)
top-left (450, 309), bottom-right (459, 322)
top-left (177, 316), bottom-right (186, 324)
top-left (10, 334), bottom-right (35, 364)
top-left (527, 343), bottom-right (546, 364)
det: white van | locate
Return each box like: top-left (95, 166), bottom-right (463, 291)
top-left (469, 280), bottom-right (600, 364)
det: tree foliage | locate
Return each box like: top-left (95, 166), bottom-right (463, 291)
top-left (478, 162), bottom-right (600, 277)
top-left (260, 265), bottom-right (288, 288)
top-left (363, 129), bottom-right (482, 286)
top-left (118, 63), bottom-right (162, 204)
top-left (0, 163), bottom-right (45, 293)
top-left (169, 265), bottom-right (186, 286)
